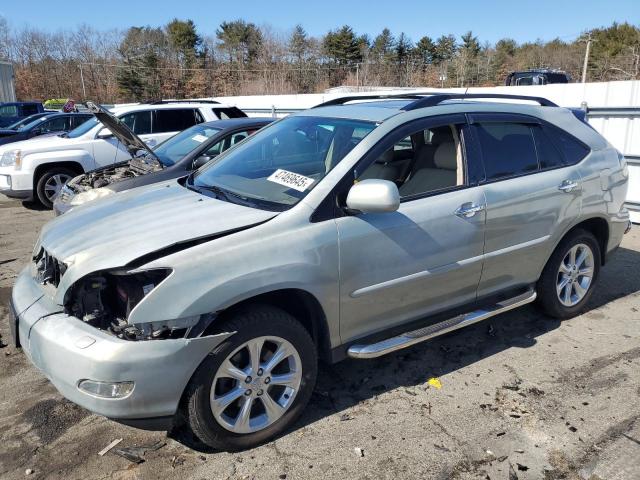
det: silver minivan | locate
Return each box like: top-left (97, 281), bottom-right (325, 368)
top-left (10, 93), bottom-right (630, 450)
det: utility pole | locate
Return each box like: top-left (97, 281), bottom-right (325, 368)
top-left (79, 64), bottom-right (87, 99)
top-left (355, 63), bottom-right (360, 92)
top-left (581, 34), bottom-right (593, 84)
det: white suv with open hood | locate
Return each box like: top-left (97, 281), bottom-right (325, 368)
top-left (0, 101), bottom-right (246, 207)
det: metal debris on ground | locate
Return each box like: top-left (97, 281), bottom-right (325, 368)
top-left (111, 440), bottom-right (166, 464)
top-left (353, 447), bottom-right (365, 457)
top-left (339, 413), bottom-right (353, 421)
top-left (98, 438), bottom-right (123, 456)
top-left (170, 454), bottom-right (185, 468)
top-left (24, 469), bottom-right (34, 475)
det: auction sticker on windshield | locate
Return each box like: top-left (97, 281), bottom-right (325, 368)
top-left (191, 134), bottom-right (208, 143)
top-left (267, 169), bottom-right (315, 192)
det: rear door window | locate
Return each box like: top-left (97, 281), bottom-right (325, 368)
top-left (153, 108), bottom-right (202, 133)
top-left (532, 126), bottom-right (565, 169)
top-left (475, 122), bottom-right (539, 180)
top-left (120, 111), bottom-right (152, 134)
top-left (71, 115), bottom-right (92, 129)
top-left (22, 104), bottom-right (40, 116)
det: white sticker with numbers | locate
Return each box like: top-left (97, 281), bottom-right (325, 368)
top-left (191, 134), bottom-right (208, 143)
top-left (267, 169), bottom-right (315, 192)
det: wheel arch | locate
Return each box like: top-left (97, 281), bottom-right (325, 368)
top-left (207, 288), bottom-right (333, 363)
top-left (33, 160), bottom-right (85, 191)
top-left (562, 216), bottom-right (609, 265)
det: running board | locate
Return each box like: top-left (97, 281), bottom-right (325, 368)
top-left (347, 290), bottom-right (537, 359)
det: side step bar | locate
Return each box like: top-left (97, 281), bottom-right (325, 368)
top-left (347, 290), bottom-right (537, 359)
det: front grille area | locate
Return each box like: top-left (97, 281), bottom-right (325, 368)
top-left (33, 248), bottom-right (66, 287)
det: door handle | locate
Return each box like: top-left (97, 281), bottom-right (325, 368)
top-left (455, 202), bottom-right (485, 218)
top-left (558, 180), bottom-right (579, 192)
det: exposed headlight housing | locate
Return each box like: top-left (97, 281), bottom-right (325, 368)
top-left (69, 187), bottom-right (115, 206)
top-left (0, 149), bottom-right (21, 169)
top-left (65, 268), bottom-right (175, 340)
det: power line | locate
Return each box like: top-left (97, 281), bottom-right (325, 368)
top-left (79, 61), bottom-right (364, 73)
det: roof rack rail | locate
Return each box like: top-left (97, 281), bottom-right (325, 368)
top-left (313, 92), bottom-right (558, 110)
top-left (147, 99), bottom-right (221, 105)
top-left (401, 93), bottom-right (558, 110)
top-left (313, 92), bottom-right (443, 108)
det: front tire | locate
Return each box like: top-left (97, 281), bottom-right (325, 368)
top-left (537, 229), bottom-right (601, 319)
top-left (35, 167), bottom-right (76, 208)
top-left (184, 305), bottom-right (317, 451)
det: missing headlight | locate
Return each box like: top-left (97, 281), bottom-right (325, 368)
top-left (64, 268), bottom-right (172, 340)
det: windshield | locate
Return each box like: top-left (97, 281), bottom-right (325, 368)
top-left (191, 115), bottom-right (376, 209)
top-left (17, 116), bottom-right (52, 132)
top-left (7, 113), bottom-right (48, 130)
top-left (154, 123), bottom-right (222, 166)
top-left (67, 117), bottom-right (99, 138)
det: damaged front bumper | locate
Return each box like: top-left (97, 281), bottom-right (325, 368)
top-left (11, 267), bottom-right (232, 423)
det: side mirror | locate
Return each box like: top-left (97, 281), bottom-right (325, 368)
top-left (192, 155), bottom-right (213, 169)
top-left (346, 179), bottom-right (400, 214)
top-left (97, 128), bottom-right (113, 139)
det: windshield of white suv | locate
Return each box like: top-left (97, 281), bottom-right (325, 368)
top-left (190, 116), bottom-right (376, 210)
top-left (154, 123), bottom-right (222, 166)
top-left (67, 117), bottom-right (99, 138)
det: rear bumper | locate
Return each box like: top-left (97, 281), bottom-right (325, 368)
top-left (11, 267), bottom-right (232, 421)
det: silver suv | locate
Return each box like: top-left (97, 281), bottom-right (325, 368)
top-left (9, 93), bottom-right (631, 450)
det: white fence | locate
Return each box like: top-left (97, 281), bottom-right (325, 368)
top-left (214, 81), bottom-right (640, 222)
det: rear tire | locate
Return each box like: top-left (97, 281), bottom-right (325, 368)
top-left (35, 166), bottom-right (76, 208)
top-left (536, 229), bottom-right (601, 319)
top-left (184, 305), bottom-right (317, 451)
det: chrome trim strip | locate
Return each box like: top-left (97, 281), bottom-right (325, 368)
top-left (483, 235), bottom-right (550, 259)
top-left (350, 236), bottom-right (548, 298)
top-left (349, 253), bottom-right (484, 298)
top-left (347, 290), bottom-right (537, 359)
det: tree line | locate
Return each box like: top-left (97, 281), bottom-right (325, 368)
top-left (1, 16), bottom-right (639, 103)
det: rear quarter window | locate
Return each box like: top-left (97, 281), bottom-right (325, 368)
top-left (543, 125), bottom-right (591, 165)
top-left (213, 107), bottom-right (246, 119)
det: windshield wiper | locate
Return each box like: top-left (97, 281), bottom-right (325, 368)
top-left (197, 184), bottom-right (233, 203)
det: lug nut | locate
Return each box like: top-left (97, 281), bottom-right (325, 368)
top-left (257, 368), bottom-right (264, 376)
top-left (245, 376), bottom-right (252, 383)
top-left (245, 389), bottom-right (252, 396)
top-left (264, 377), bottom-right (271, 384)
top-left (257, 389), bottom-right (264, 396)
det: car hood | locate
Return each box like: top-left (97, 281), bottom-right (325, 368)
top-left (38, 180), bottom-right (278, 304)
top-left (0, 133), bottom-right (73, 153)
top-left (68, 157), bottom-right (161, 192)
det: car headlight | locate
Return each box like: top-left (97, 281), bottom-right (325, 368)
top-left (0, 149), bottom-right (21, 169)
top-left (69, 187), bottom-right (115, 206)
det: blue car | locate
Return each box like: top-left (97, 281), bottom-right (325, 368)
top-left (0, 112), bottom-right (93, 146)
top-left (0, 102), bottom-right (45, 127)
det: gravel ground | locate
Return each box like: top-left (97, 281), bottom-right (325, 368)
top-left (1, 194), bottom-right (639, 480)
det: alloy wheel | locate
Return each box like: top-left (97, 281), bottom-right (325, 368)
top-left (210, 336), bottom-right (302, 434)
top-left (43, 173), bottom-right (73, 202)
top-left (556, 243), bottom-right (594, 307)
